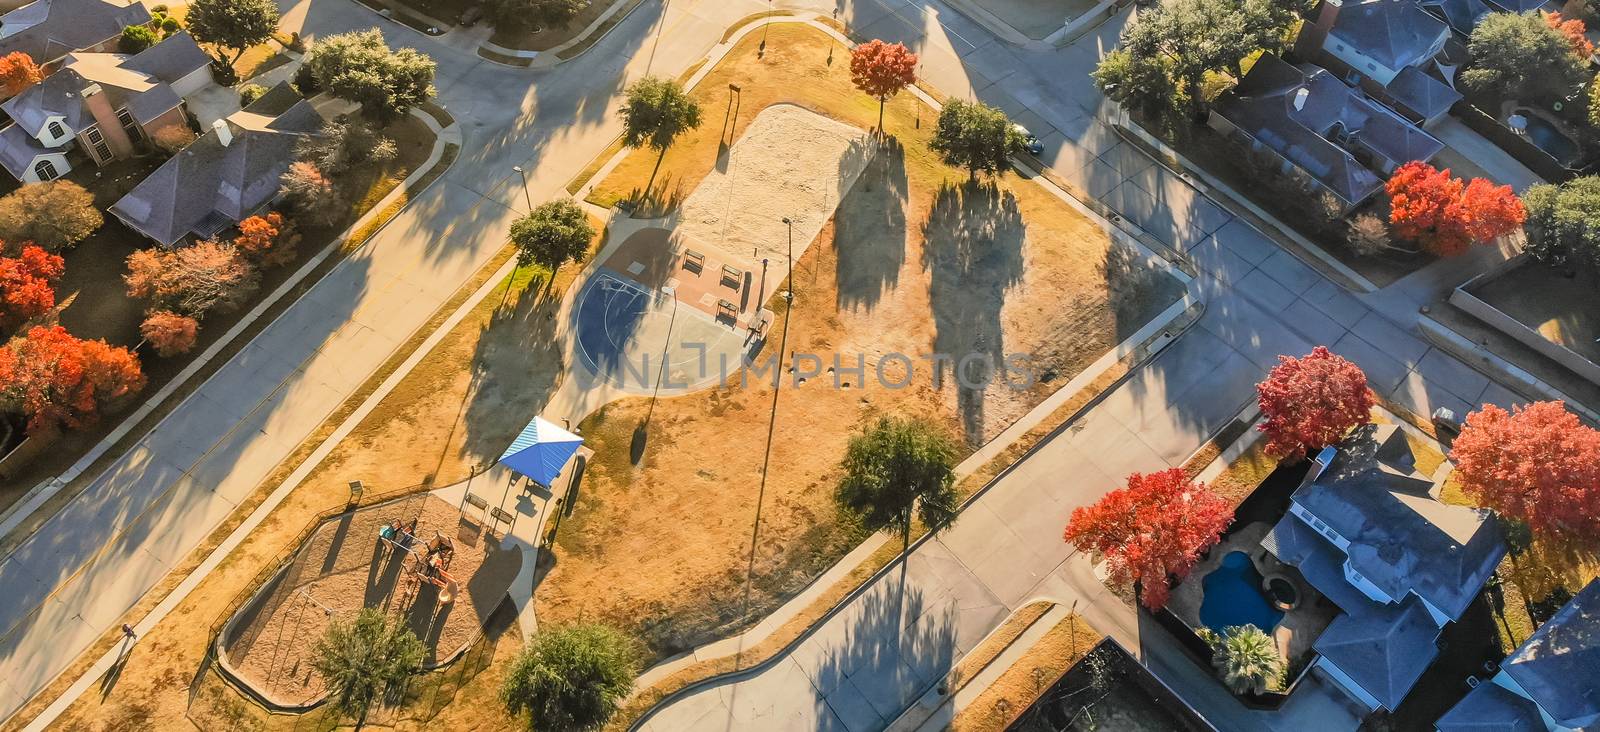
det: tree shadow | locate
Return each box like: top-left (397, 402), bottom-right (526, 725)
top-left (835, 137), bottom-right (907, 313)
top-left (457, 275), bottom-right (568, 481)
top-left (920, 182), bottom-right (1026, 446)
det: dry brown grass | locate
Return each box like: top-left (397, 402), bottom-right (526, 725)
top-left (550, 22), bottom-right (1181, 665)
top-left (945, 601), bottom-right (1054, 693)
top-left (948, 614), bottom-right (1101, 732)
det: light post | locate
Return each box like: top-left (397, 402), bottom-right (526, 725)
top-left (512, 165), bottom-right (533, 211)
top-left (759, 0), bottom-right (772, 56)
top-left (740, 216), bottom-right (796, 623)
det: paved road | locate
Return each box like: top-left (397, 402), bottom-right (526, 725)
top-left (0, 0), bottom-right (780, 719)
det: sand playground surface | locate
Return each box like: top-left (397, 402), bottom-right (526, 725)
top-left (220, 493), bottom-right (521, 706)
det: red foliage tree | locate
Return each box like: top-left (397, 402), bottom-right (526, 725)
top-left (1450, 401), bottom-right (1600, 544)
top-left (1546, 12), bottom-right (1594, 60)
top-left (1386, 162), bottom-right (1526, 256)
top-left (1064, 468), bottom-right (1234, 610)
top-left (0, 245), bottom-right (64, 329)
top-left (1257, 346), bottom-right (1374, 462)
top-left (849, 39), bottom-right (918, 133)
top-left (0, 51), bottom-right (42, 97)
top-left (0, 325), bottom-right (145, 435)
top-left (140, 310), bottom-right (198, 357)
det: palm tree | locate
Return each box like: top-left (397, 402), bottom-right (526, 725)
top-left (1210, 624), bottom-right (1282, 695)
top-left (834, 416), bottom-right (960, 551)
top-left (618, 75), bottom-right (703, 202)
top-left (500, 623), bottom-right (639, 732)
top-left (311, 608), bottom-right (425, 729)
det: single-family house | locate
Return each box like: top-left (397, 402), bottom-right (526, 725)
top-left (1435, 579), bottom-right (1600, 732)
top-left (111, 93), bottom-right (324, 247)
top-left (1296, 0), bottom-right (1462, 126)
top-left (0, 0), bottom-right (150, 68)
top-left (0, 32), bottom-right (210, 183)
top-left (1262, 424), bottom-right (1508, 714)
top-left (1209, 54), bottom-right (1446, 212)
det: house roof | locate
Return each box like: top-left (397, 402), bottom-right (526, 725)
top-left (0, 0), bottom-right (150, 63)
top-left (0, 122), bottom-right (51, 178)
top-left (1211, 55), bottom-right (1444, 206)
top-left (120, 32), bottom-right (210, 86)
top-left (1501, 579), bottom-right (1600, 729)
top-left (1481, 0), bottom-right (1549, 12)
top-left (1314, 596), bottom-right (1440, 710)
top-left (110, 99), bottom-right (323, 246)
top-left (1293, 424), bottom-right (1506, 621)
top-left (1385, 65), bottom-right (1460, 122)
top-left (1435, 681), bottom-right (1545, 731)
top-left (1329, 0), bottom-right (1450, 71)
top-left (1418, 0), bottom-right (1490, 36)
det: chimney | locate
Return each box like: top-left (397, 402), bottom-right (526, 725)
top-left (1295, 0), bottom-right (1344, 59)
top-left (1293, 87), bottom-right (1309, 111)
top-left (213, 118), bottom-right (231, 147)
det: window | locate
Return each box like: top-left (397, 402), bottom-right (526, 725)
top-left (115, 108), bottom-right (141, 142)
top-left (46, 121), bottom-right (65, 140)
top-left (85, 126), bottom-right (112, 163)
top-left (33, 159), bottom-right (57, 181)
top-left (1334, 43), bottom-right (1345, 51)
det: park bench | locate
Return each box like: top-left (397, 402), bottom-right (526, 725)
top-left (682, 249), bottom-right (705, 274)
top-left (721, 264), bottom-right (742, 289)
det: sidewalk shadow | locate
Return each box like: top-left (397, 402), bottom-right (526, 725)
top-left (921, 181), bottom-right (1026, 446)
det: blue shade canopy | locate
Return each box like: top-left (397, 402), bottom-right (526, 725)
top-left (498, 416), bottom-right (584, 487)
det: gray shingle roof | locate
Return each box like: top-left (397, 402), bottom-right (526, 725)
top-left (1294, 424), bottom-right (1506, 621)
top-left (1314, 596), bottom-right (1440, 710)
top-left (1330, 0), bottom-right (1450, 71)
top-left (1502, 579), bottom-right (1600, 729)
top-left (0, 0), bottom-right (149, 63)
top-left (120, 32), bottom-right (209, 86)
top-left (1481, 0), bottom-right (1550, 12)
top-left (1419, 0), bottom-right (1491, 36)
top-left (1212, 55), bottom-right (1444, 206)
top-left (1435, 681), bottom-right (1544, 731)
top-left (1385, 65), bottom-right (1461, 123)
top-left (110, 99), bottom-right (323, 246)
top-left (0, 122), bottom-right (50, 178)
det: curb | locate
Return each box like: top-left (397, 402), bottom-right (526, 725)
top-left (473, 0), bottom-right (647, 69)
top-left (0, 105), bottom-right (460, 551)
top-left (14, 106), bottom-right (464, 732)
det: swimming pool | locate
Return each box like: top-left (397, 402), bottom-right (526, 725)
top-left (1515, 109), bottom-right (1580, 165)
top-left (1199, 552), bottom-right (1285, 633)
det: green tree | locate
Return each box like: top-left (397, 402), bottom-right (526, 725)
top-left (1523, 177), bottom-right (1600, 267)
top-left (834, 416), bottom-right (959, 550)
top-left (1462, 12), bottom-right (1589, 103)
top-left (1209, 624), bottom-right (1282, 695)
top-left (484, 0), bottom-right (586, 31)
top-left (305, 30), bottom-right (437, 122)
top-left (1093, 0), bottom-right (1298, 119)
top-left (311, 608), bottom-right (424, 730)
top-left (928, 99), bottom-right (1023, 183)
top-left (500, 624), bottom-right (638, 732)
top-left (119, 24), bottom-right (158, 54)
top-left (0, 181), bottom-right (103, 252)
top-left (186, 0), bottom-right (280, 69)
top-left (510, 199), bottom-right (594, 278)
top-left (619, 75), bottom-right (703, 198)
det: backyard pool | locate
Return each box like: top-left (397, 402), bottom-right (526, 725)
top-left (1199, 552), bottom-right (1285, 633)
top-left (1514, 108), bottom-right (1580, 165)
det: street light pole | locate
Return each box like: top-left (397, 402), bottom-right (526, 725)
top-left (512, 165), bottom-right (533, 211)
top-left (740, 216), bottom-right (795, 623)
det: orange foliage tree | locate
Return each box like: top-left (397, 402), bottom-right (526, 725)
top-left (139, 310), bottom-right (198, 357)
top-left (125, 240), bottom-right (258, 317)
top-left (234, 211), bottom-right (298, 266)
top-left (1451, 401), bottom-right (1600, 545)
top-left (849, 39), bottom-right (918, 132)
top-left (0, 325), bottom-right (145, 435)
top-left (1386, 161), bottom-right (1526, 256)
top-left (0, 51), bottom-right (42, 97)
top-left (1546, 12), bottom-right (1595, 60)
top-left (1064, 468), bottom-right (1234, 610)
top-left (0, 245), bottom-right (64, 329)
top-left (1256, 346), bottom-right (1374, 461)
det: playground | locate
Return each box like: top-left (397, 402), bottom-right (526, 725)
top-left (219, 491), bottom-right (521, 706)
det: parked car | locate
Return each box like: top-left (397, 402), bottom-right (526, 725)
top-left (1014, 124), bottom-right (1044, 155)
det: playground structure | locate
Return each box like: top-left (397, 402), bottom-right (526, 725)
top-left (216, 492), bottom-right (521, 708)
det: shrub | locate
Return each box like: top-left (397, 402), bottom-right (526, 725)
top-left (151, 125), bottom-right (197, 154)
top-left (140, 310), bottom-right (198, 356)
top-left (119, 24), bottom-right (158, 54)
top-left (0, 181), bottom-right (103, 252)
top-left (292, 61), bottom-right (320, 96)
top-left (1210, 625), bottom-right (1282, 695)
top-left (278, 162), bottom-right (343, 226)
top-left (500, 624), bottom-right (638, 732)
top-left (238, 83), bottom-right (267, 106)
top-left (1347, 213), bottom-right (1393, 257)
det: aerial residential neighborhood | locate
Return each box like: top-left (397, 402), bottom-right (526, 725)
top-left (0, 0), bottom-right (1596, 730)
